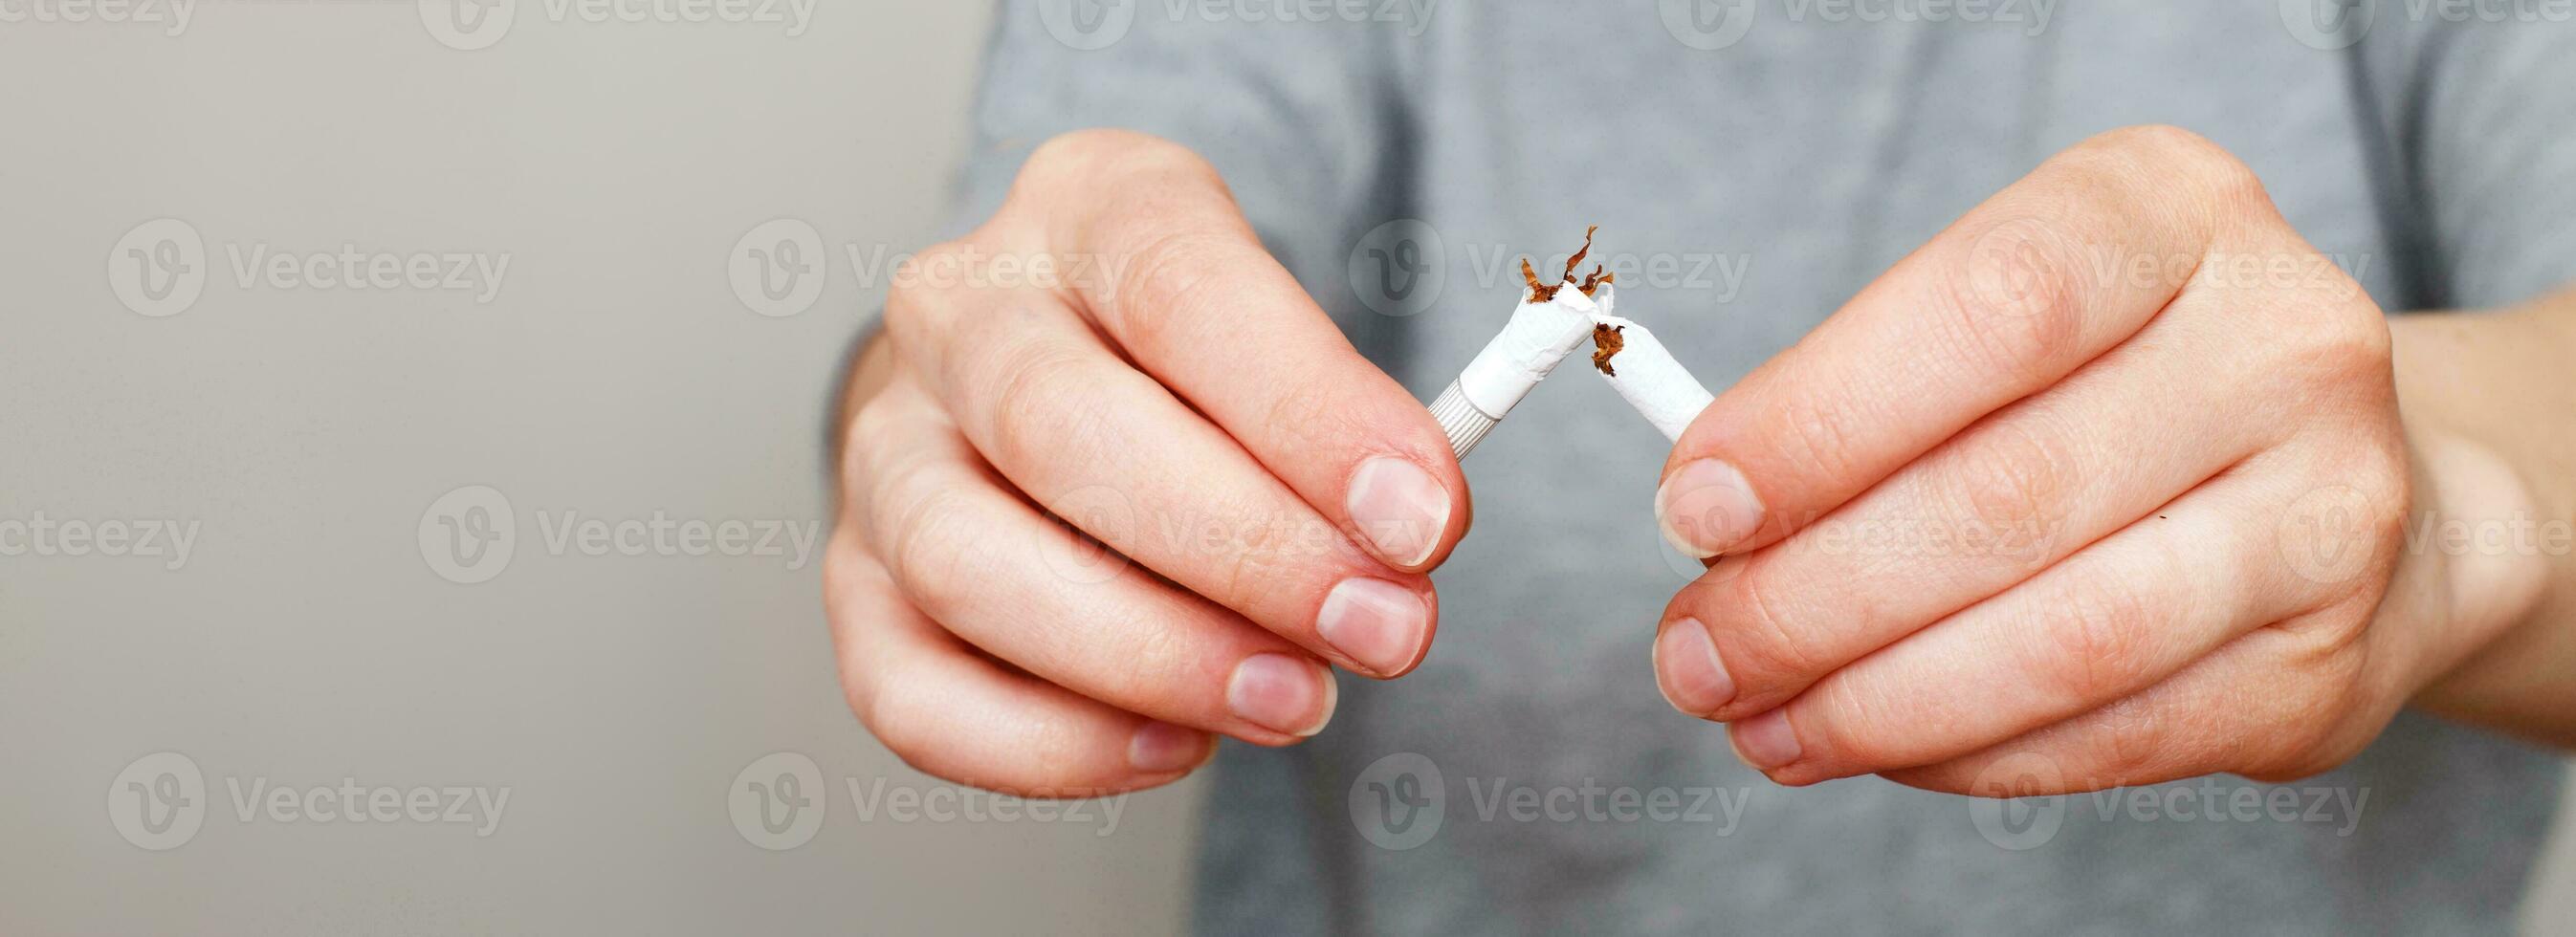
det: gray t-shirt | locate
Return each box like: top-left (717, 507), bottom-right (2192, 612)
top-left (941, 3), bottom-right (2573, 933)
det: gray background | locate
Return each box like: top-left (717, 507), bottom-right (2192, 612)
top-left (0, 2), bottom-right (2565, 934)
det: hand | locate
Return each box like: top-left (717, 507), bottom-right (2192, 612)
top-left (825, 130), bottom-right (1468, 795)
top-left (1648, 126), bottom-right (2548, 794)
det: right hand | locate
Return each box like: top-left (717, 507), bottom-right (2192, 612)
top-left (825, 130), bottom-right (1469, 795)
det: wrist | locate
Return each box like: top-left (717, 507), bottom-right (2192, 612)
top-left (2396, 428), bottom-right (2554, 693)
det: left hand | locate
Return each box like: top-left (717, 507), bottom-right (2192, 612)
top-left (1649, 125), bottom-right (2537, 794)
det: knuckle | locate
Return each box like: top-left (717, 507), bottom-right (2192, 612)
top-left (877, 478), bottom-right (983, 620)
top-left (2029, 573), bottom-right (2160, 704)
top-left (981, 334), bottom-right (1124, 477)
top-left (882, 240), bottom-right (971, 340)
top-left (2253, 678), bottom-right (2366, 781)
top-left (1807, 678), bottom-right (1912, 770)
top-left (1201, 514), bottom-right (1305, 614)
top-left (1948, 413), bottom-right (2081, 558)
top-left (2085, 694), bottom-right (2172, 781)
top-left (1096, 620), bottom-right (1196, 705)
top-left (856, 666), bottom-right (931, 763)
top-left (847, 390), bottom-right (899, 449)
top-left (1018, 130), bottom-right (1223, 212)
top-left (864, 673), bottom-right (1029, 789)
top-left (2084, 124), bottom-right (2270, 207)
top-left (1103, 229), bottom-right (1248, 343)
top-left (1259, 367), bottom-right (1373, 458)
top-left (2356, 459), bottom-right (2412, 546)
top-left (2299, 301), bottom-right (2397, 379)
top-left (1947, 217), bottom-right (2087, 377)
top-left (1028, 128), bottom-right (1206, 177)
top-left (840, 405), bottom-right (899, 526)
top-left (1713, 560), bottom-right (1835, 693)
top-left (1766, 388), bottom-right (1871, 483)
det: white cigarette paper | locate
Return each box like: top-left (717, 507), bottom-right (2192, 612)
top-left (1583, 284), bottom-right (1717, 442)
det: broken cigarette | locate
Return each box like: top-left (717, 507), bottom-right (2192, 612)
top-left (1429, 229), bottom-right (1716, 457)
top-left (1426, 231), bottom-right (1609, 458)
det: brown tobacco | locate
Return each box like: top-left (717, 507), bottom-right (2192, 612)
top-left (1591, 323), bottom-right (1625, 376)
top-left (1523, 226), bottom-right (1611, 303)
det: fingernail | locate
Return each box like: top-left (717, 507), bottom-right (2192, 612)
top-left (1228, 653), bottom-right (1336, 737)
top-left (1316, 577), bottom-right (1430, 676)
top-left (1347, 457), bottom-right (1451, 568)
top-left (1127, 721), bottom-right (1209, 774)
top-left (1729, 709), bottom-right (1802, 771)
top-left (1653, 619), bottom-right (1734, 716)
top-left (1656, 459), bottom-right (1764, 558)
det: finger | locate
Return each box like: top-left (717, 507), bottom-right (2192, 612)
top-left (1014, 130), bottom-right (1468, 572)
top-left (848, 376), bottom-right (1337, 743)
top-left (1657, 126), bottom-right (2264, 558)
top-left (1881, 608), bottom-right (2396, 795)
top-left (1657, 293), bottom-right (2280, 723)
top-left (825, 542), bottom-right (1214, 795)
top-left (1713, 457), bottom-right (2365, 786)
top-left (888, 278), bottom-right (1438, 680)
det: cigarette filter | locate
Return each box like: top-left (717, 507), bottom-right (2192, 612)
top-left (1429, 286), bottom-right (1598, 457)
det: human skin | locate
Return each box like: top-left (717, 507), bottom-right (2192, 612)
top-left (826, 125), bottom-right (2576, 796)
